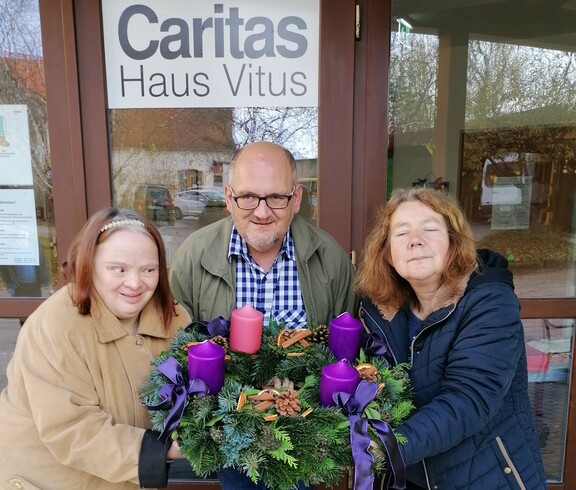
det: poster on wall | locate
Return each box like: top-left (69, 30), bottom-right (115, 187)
top-left (0, 189), bottom-right (40, 266)
top-left (101, 0), bottom-right (319, 108)
top-left (0, 105), bottom-right (33, 186)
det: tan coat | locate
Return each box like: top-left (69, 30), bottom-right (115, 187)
top-left (0, 286), bottom-right (190, 490)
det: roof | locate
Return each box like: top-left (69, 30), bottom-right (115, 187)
top-left (2, 55), bottom-right (45, 97)
top-left (111, 108), bottom-right (237, 152)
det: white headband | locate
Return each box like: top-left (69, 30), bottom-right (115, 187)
top-left (99, 219), bottom-right (145, 233)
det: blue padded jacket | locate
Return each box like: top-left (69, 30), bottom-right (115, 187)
top-left (360, 249), bottom-right (547, 490)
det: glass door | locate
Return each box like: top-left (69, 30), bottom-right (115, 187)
top-left (387, 1), bottom-right (576, 487)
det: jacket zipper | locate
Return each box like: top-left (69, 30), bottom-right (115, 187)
top-left (411, 304), bottom-right (457, 489)
top-left (495, 436), bottom-right (527, 489)
top-left (409, 304), bottom-right (456, 365)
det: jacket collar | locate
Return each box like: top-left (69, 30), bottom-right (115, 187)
top-left (201, 214), bottom-right (320, 276)
top-left (288, 214), bottom-right (321, 263)
top-left (374, 276), bottom-right (469, 322)
top-left (86, 288), bottom-right (168, 343)
top-left (373, 249), bottom-right (514, 321)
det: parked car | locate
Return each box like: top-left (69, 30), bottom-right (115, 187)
top-left (192, 188), bottom-right (226, 206)
top-left (132, 184), bottom-right (175, 223)
top-left (174, 188), bottom-right (226, 219)
top-left (174, 190), bottom-right (207, 219)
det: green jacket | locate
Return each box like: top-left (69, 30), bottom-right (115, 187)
top-left (169, 215), bottom-right (358, 325)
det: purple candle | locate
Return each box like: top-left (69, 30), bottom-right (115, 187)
top-left (328, 312), bottom-right (363, 362)
top-left (319, 359), bottom-right (360, 407)
top-left (188, 340), bottom-right (225, 394)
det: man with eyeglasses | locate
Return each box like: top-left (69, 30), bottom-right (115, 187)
top-left (169, 141), bottom-right (357, 489)
top-left (169, 141), bottom-right (358, 330)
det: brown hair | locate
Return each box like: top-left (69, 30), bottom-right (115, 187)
top-left (61, 207), bottom-right (176, 330)
top-left (355, 187), bottom-right (477, 309)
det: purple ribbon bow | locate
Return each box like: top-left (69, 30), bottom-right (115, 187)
top-left (188, 317), bottom-right (230, 338)
top-left (335, 380), bottom-right (406, 490)
top-left (145, 356), bottom-right (209, 443)
top-left (362, 333), bottom-right (395, 367)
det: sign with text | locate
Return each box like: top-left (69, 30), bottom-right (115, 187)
top-left (102, 0), bottom-right (319, 108)
top-left (0, 105), bottom-right (33, 186)
top-left (0, 189), bottom-right (39, 266)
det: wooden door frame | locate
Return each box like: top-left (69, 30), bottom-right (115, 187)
top-left (1, 0), bottom-right (86, 317)
top-left (350, 0), bottom-right (391, 261)
top-left (317, 0), bottom-right (391, 258)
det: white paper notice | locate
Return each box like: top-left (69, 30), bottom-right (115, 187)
top-left (0, 105), bottom-right (34, 186)
top-left (0, 189), bottom-right (39, 265)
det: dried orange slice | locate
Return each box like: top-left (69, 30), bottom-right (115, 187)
top-left (355, 363), bottom-right (378, 376)
top-left (181, 341), bottom-right (200, 351)
top-left (276, 329), bottom-right (290, 346)
top-left (236, 391), bottom-right (247, 411)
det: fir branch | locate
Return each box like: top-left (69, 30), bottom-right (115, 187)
top-left (237, 449), bottom-right (265, 484)
top-left (269, 427), bottom-right (297, 468)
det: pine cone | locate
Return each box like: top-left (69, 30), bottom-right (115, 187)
top-left (309, 324), bottom-right (329, 344)
top-left (275, 390), bottom-right (301, 416)
top-left (210, 335), bottom-right (228, 351)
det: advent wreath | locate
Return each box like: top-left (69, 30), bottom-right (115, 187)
top-left (140, 318), bottom-right (414, 490)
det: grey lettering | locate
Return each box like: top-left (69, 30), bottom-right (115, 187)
top-left (118, 5), bottom-right (159, 60)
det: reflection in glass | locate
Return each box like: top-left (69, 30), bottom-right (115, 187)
top-left (0, 0), bottom-right (57, 298)
top-left (109, 107), bottom-right (318, 264)
top-left (389, 3), bottom-right (576, 298)
top-left (524, 318), bottom-right (573, 482)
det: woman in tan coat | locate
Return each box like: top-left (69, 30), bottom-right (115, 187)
top-left (0, 208), bottom-right (191, 489)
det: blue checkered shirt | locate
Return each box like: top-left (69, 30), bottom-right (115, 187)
top-left (228, 226), bottom-right (307, 328)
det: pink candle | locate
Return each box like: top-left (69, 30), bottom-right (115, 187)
top-left (328, 312), bottom-right (363, 362)
top-left (229, 304), bottom-right (264, 354)
top-left (188, 340), bottom-right (225, 394)
top-left (319, 359), bottom-right (360, 407)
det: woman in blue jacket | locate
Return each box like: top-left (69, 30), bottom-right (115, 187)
top-left (356, 187), bottom-right (546, 490)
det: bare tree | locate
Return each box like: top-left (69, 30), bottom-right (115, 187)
top-left (0, 0), bottom-right (50, 198)
top-left (233, 107), bottom-right (318, 159)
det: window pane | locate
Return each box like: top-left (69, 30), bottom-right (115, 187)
top-left (0, 0), bottom-right (58, 298)
top-left (102, 1), bottom-right (320, 264)
top-left (524, 318), bottom-right (573, 482)
top-left (389, 4), bottom-right (576, 298)
top-left (109, 108), bottom-right (318, 264)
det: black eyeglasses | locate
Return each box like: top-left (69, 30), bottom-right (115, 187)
top-left (230, 187), bottom-right (296, 210)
